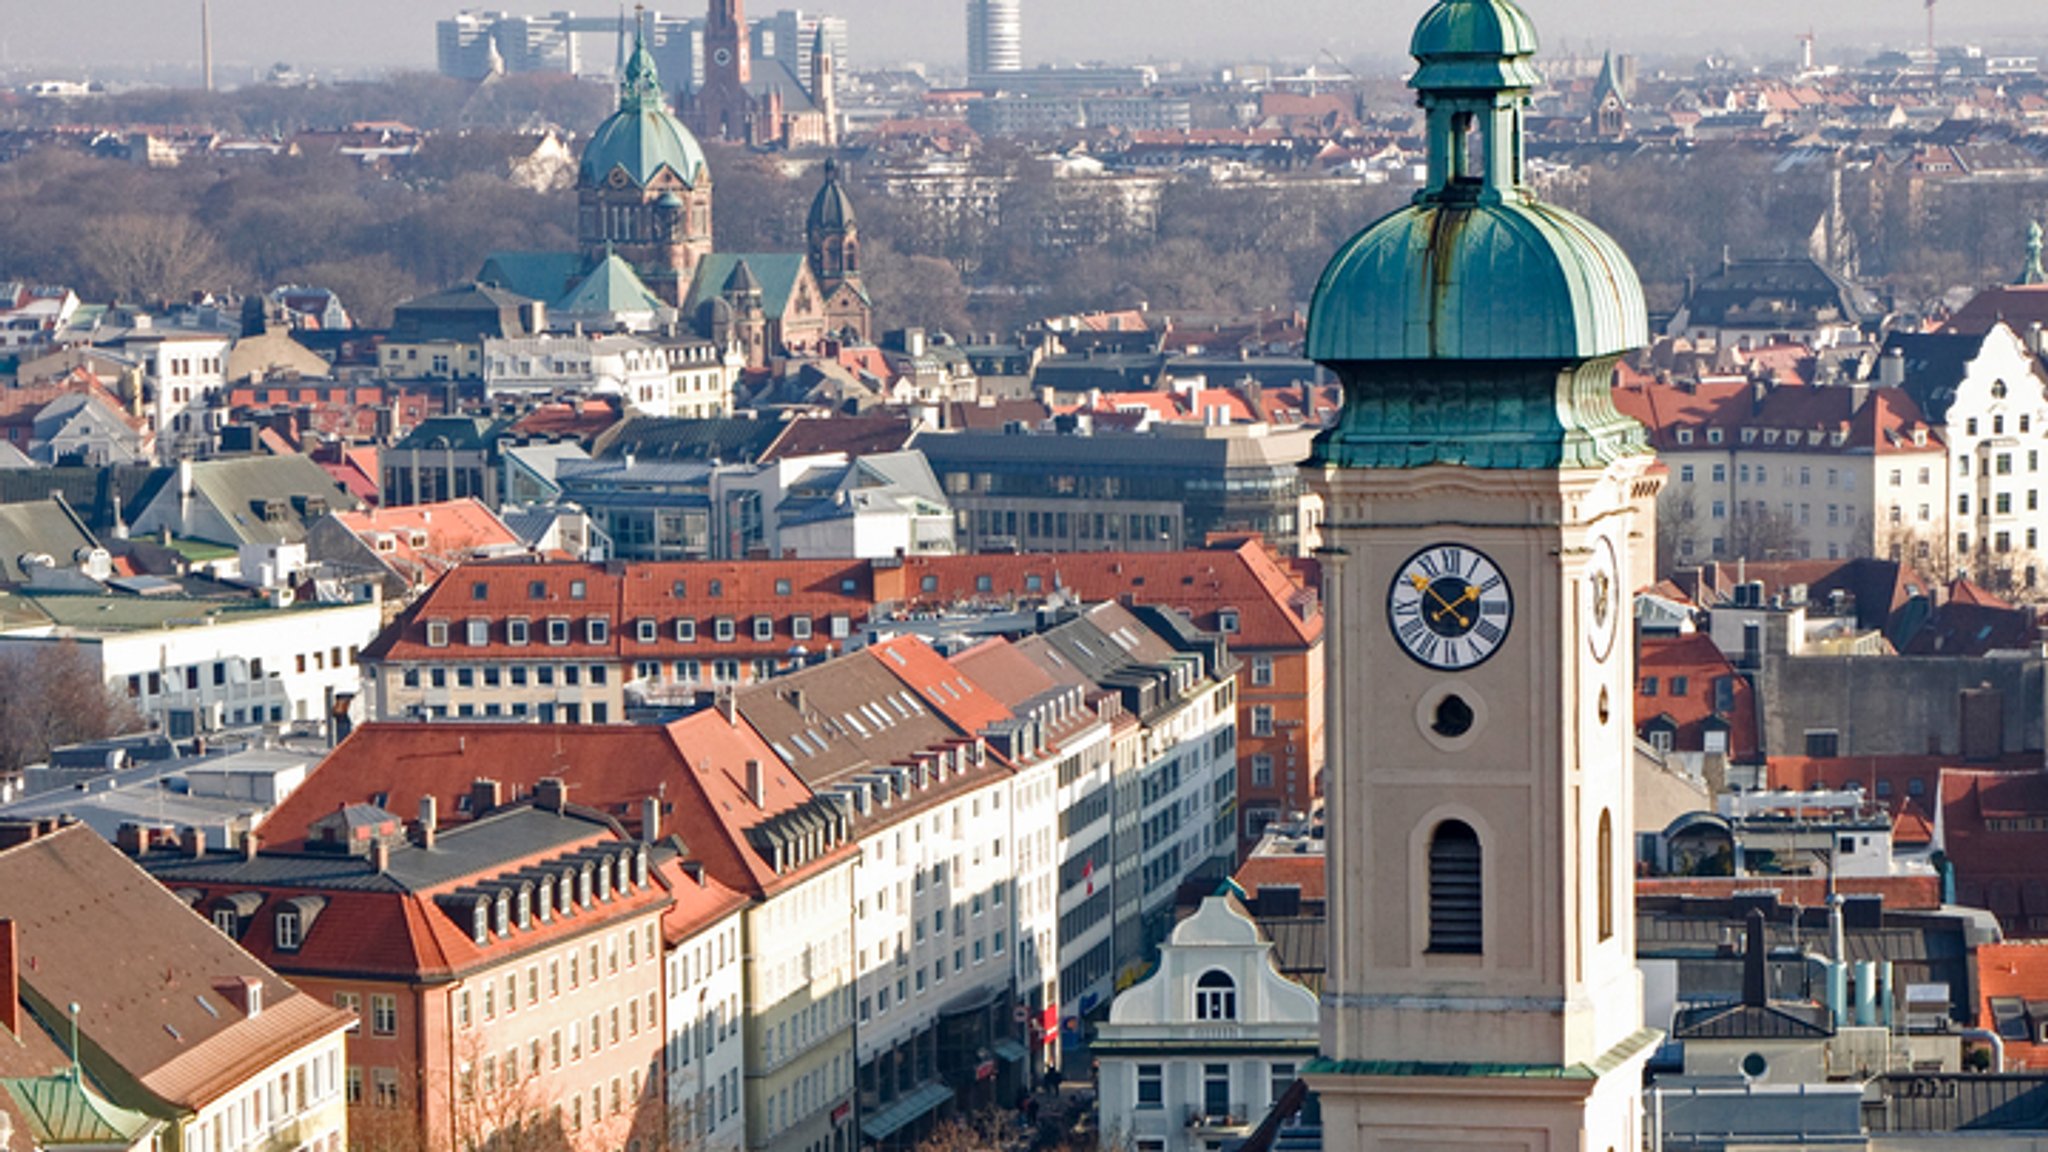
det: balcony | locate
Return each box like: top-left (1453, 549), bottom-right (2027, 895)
top-left (1186, 1106), bottom-right (1249, 1132)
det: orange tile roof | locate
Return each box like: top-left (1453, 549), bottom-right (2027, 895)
top-left (332, 499), bottom-right (524, 583)
top-left (1233, 852), bottom-right (1325, 904)
top-left (1976, 941), bottom-right (2048, 1069)
top-left (254, 714), bottom-right (845, 900)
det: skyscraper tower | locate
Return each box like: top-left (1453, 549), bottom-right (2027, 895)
top-left (966, 0), bottom-right (1022, 76)
top-left (1301, 1), bottom-right (1659, 1149)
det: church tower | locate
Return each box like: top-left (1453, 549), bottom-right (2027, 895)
top-left (1302, 2), bottom-right (1660, 1150)
top-left (1591, 50), bottom-right (1628, 140)
top-left (576, 20), bottom-right (713, 305)
top-left (807, 159), bottom-right (871, 342)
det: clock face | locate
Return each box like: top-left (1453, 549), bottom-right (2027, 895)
top-left (1586, 535), bottom-right (1620, 663)
top-left (713, 47), bottom-right (733, 66)
top-left (1387, 543), bottom-right (1513, 671)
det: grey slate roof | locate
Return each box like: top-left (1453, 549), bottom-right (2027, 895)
top-left (0, 498), bottom-right (98, 583)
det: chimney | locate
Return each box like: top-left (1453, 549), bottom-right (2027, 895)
top-left (116, 822), bottom-right (154, 856)
top-left (745, 760), bottom-right (766, 809)
top-left (1742, 907), bottom-right (1769, 1007)
top-left (1880, 346), bottom-right (1905, 388)
top-left (641, 796), bottom-right (662, 843)
top-left (717, 693), bottom-right (737, 725)
top-left (789, 687), bottom-right (807, 716)
top-left (242, 831), bottom-right (259, 862)
top-left (1848, 379), bottom-right (1870, 414)
top-left (371, 838), bottom-right (391, 874)
top-left (418, 795), bottom-right (438, 851)
top-left (0, 919), bottom-right (18, 1038)
top-left (225, 976), bottom-right (263, 1018)
top-left (184, 828), bottom-right (206, 859)
top-left (470, 778), bottom-right (502, 815)
top-left (536, 776), bottom-right (568, 814)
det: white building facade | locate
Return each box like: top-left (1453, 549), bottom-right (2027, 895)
top-left (1095, 895), bottom-right (1318, 1152)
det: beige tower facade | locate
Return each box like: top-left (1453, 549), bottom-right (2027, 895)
top-left (1300, 2), bottom-right (1661, 1149)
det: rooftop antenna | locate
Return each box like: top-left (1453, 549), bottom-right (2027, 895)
top-left (200, 0), bottom-right (214, 92)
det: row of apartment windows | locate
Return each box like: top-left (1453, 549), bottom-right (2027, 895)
top-left (483, 576), bottom-right (867, 604)
top-left (125, 647), bottom-right (355, 698)
top-left (1963, 414), bottom-right (2037, 437)
top-left (427, 613), bottom-right (855, 649)
top-left (453, 927), bottom-right (662, 1028)
top-left (1956, 492), bottom-right (2042, 516)
top-left (185, 1047), bottom-right (341, 1152)
top-left (1133, 1059), bottom-right (1296, 1115)
top-left (857, 931), bottom-right (1008, 1023)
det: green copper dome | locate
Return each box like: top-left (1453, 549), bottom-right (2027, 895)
top-left (1307, 199), bottom-right (1646, 362)
top-left (579, 32), bottom-right (707, 189)
top-left (1305, 0), bottom-right (1649, 470)
top-left (1409, 0), bottom-right (1543, 92)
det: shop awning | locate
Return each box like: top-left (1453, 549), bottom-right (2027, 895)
top-left (860, 1081), bottom-right (954, 1141)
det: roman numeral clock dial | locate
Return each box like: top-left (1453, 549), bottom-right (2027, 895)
top-left (1387, 543), bottom-right (1513, 671)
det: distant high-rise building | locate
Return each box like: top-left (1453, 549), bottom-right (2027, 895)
top-left (434, 7), bottom-right (846, 87)
top-left (967, 0), bottom-right (1022, 75)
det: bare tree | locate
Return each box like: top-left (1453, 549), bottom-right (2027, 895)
top-left (1721, 505), bottom-right (1807, 564)
top-left (75, 213), bottom-right (236, 303)
top-left (0, 641), bottom-right (145, 775)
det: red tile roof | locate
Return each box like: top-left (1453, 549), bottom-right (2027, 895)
top-left (332, 498), bottom-right (524, 584)
top-left (1635, 633), bottom-right (1758, 760)
top-left (1611, 377), bottom-right (1942, 457)
top-left (254, 714), bottom-right (846, 899)
top-left (1636, 874), bottom-right (1944, 909)
top-left (1233, 851), bottom-right (1325, 905)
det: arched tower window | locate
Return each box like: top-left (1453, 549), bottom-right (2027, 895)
top-left (1597, 809), bottom-right (1614, 942)
top-left (1194, 969), bottom-right (1237, 1020)
top-left (1428, 820), bottom-right (1482, 954)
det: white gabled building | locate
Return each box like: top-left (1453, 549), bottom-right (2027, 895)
top-left (1095, 893), bottom-right (1318, 1152)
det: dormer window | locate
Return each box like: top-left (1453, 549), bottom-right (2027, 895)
top-left (516, 886), bottom-right (532, 929)
top-left (586, 617), bottom-right (610, 645)
top-left (276, 910), bottom-right (302, 950)
top-left (493, 891), bottom-right (510, 938)
top-left (752, 615), bottom-right (774, 642)
top-left (508, 618), bottom-right (530, 646)
top-left (1218, 609), bottom-right (1240, 634)
top-left (792, 615), bottom-right (813, 640)
top-left (425, 620), bottom-right (450, 648)
top-left (1708, 427), bottom-right (1725, 444)
top-left (675, 618), bottom-right (697, 642)
top-left (636, 618), bottom-right (657, 644)
top-left (578, 864), bottom-right (593, 908)
top-left (1676, 428), bottom-right (1694, 445)
top-left (714, 617), bottom-right (736, 642)
top-left (547, 618), bottom-right (570, 646)
top-left (472, 901), bottom-right (489, 945)
top-left (213, 907), bottom-right (239, 935)
top-left (466, 619), bottom-right (490, 647)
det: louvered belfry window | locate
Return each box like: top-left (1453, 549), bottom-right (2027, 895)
top-left (1428, 820), bottom-right (1483, 954)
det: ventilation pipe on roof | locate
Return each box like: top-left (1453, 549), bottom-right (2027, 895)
top-left (641, 796), bottom-right (662, 843)
top-left (371, 838), bottom-right (391, 874)
top-left (1962, 1028), bottom-right (2006, 1072)
top-left (1854, 959), bottom-right (1878, 1026)
top-left (419, 795), bottom-right (438, 851)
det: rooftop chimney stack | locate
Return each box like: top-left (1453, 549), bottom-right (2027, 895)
top-left (746, 760), bottom-right (766, 809)
top-left (470, 778), bottom-right (502, 816)
top-left (1742, 907), bottom-right (1769, 1007)
top-left (419, 795), bottom-right (438, 851)
top-left (1880, 346), bottom-right (1905, 388)
top-left (537, 777), bottom-right (568, 814)
top-left (185, 828), bottom-right (206, 859)
top-left (242, 831), bottom-right (259, 862)
top-left (372, 838), bottom-right (391, 874)
top-left (641, 796), bottom-right (661, 843)
top-left (0, 919), bottom-right (19, 1038)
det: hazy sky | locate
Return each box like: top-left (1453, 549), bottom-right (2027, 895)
top-left (8, 1), bottom-right (2036, 80)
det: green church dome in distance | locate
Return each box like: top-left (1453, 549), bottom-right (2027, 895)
top-left (579, 29), bottom-right (708, 189)
top-left (1306, 0), bottom-right (1649, 470)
